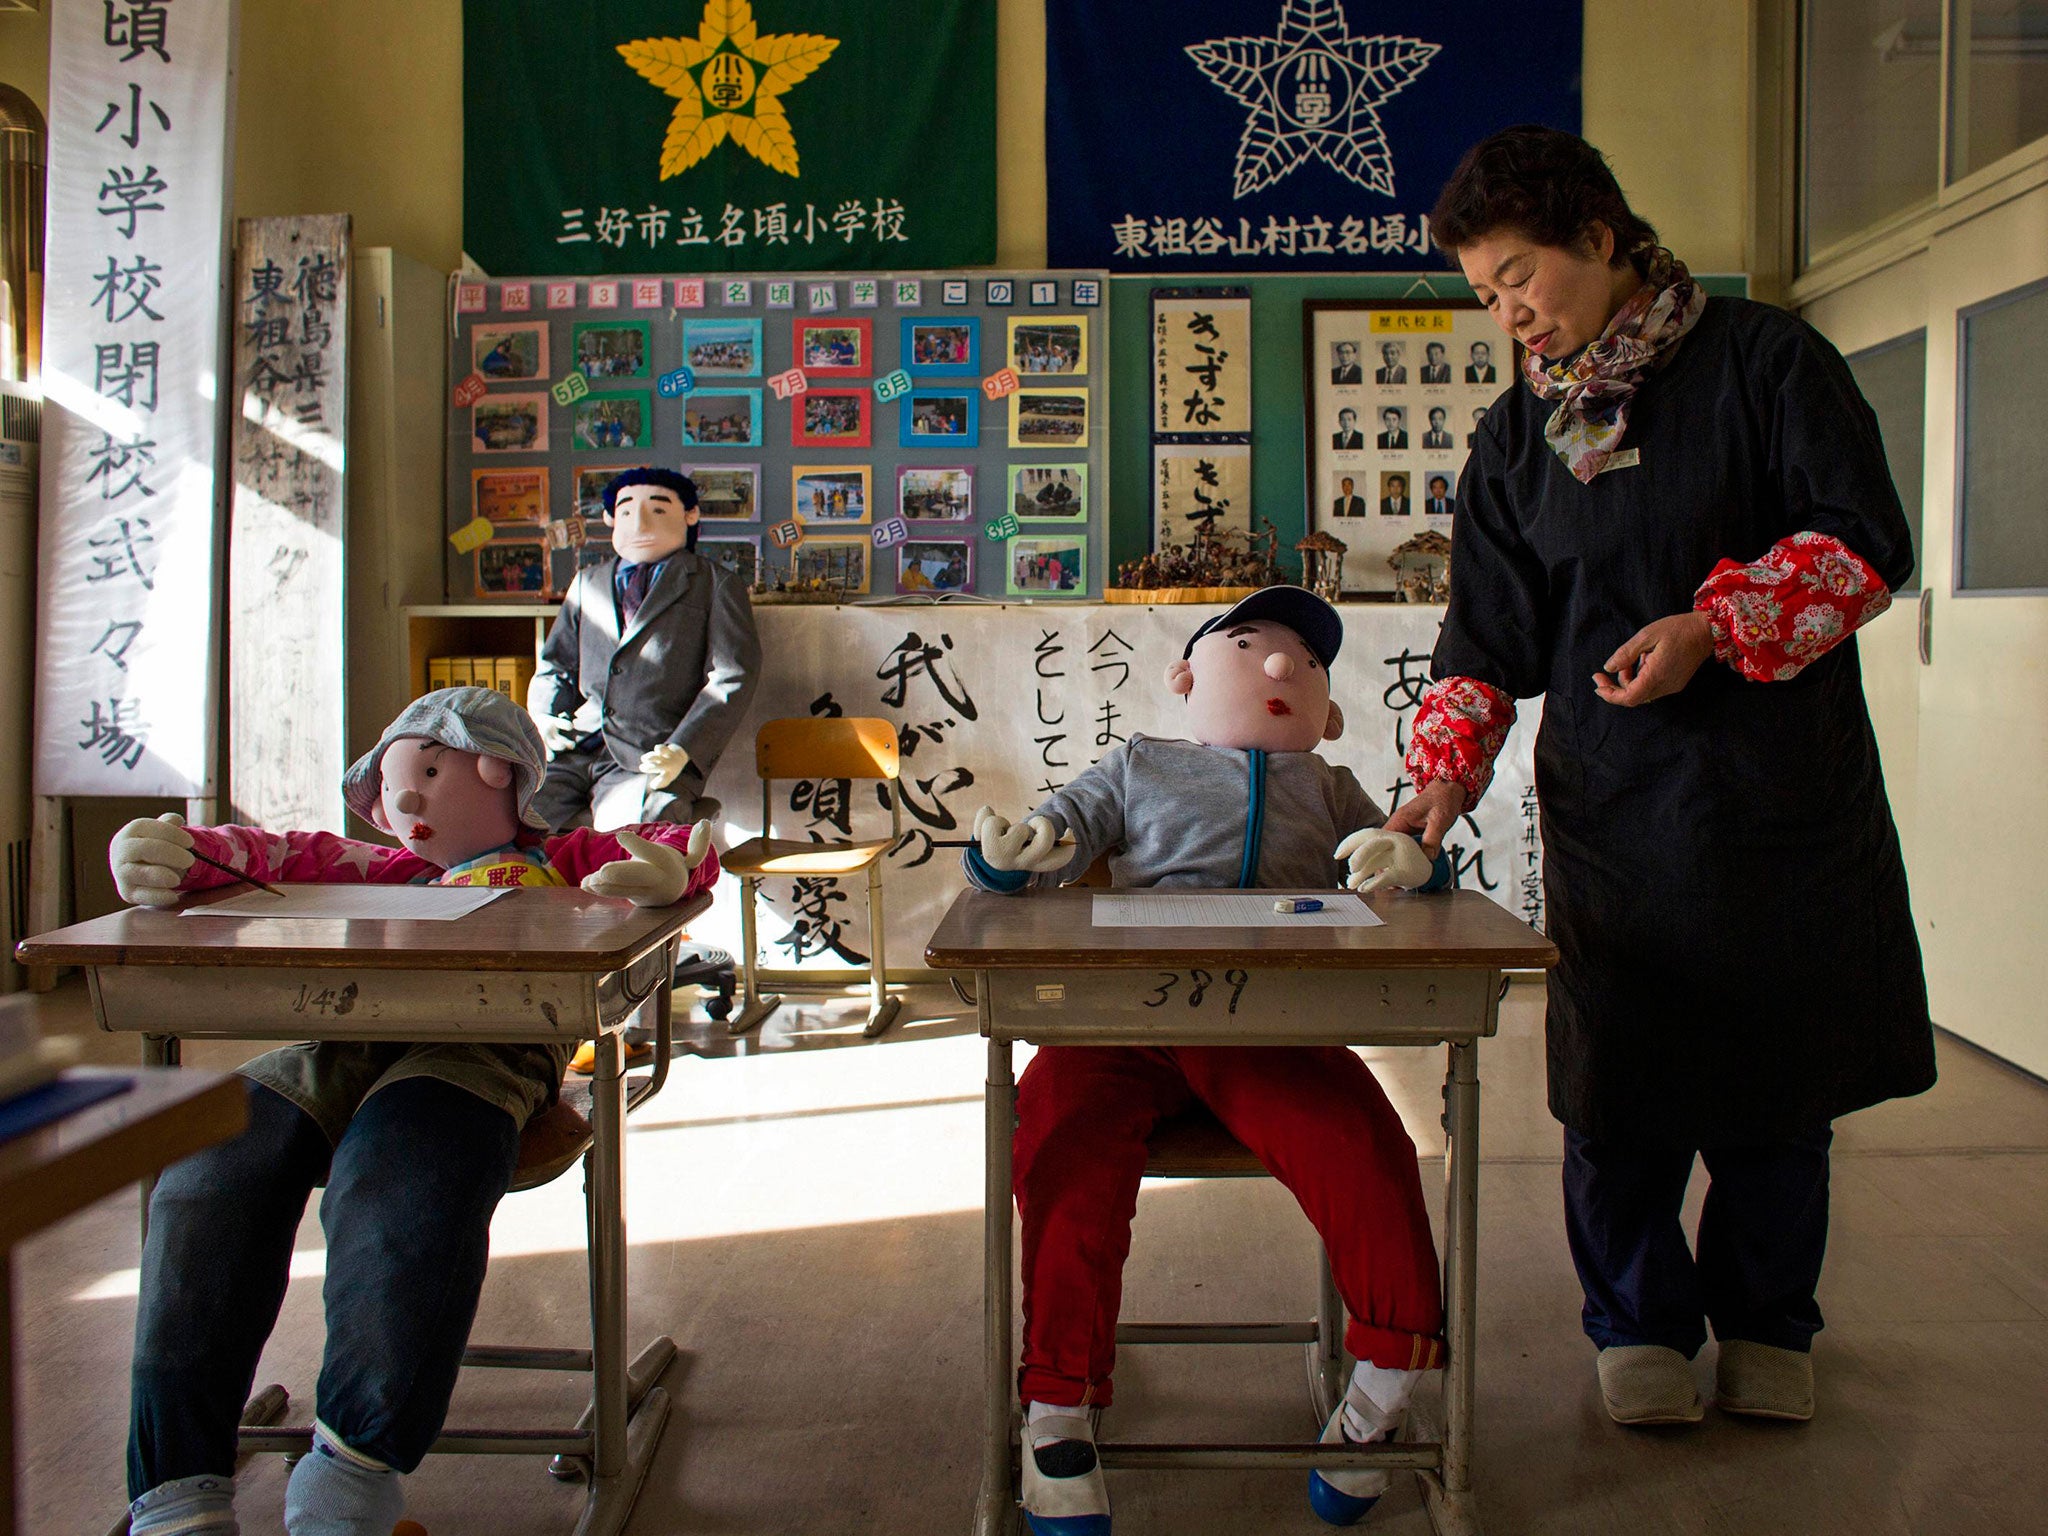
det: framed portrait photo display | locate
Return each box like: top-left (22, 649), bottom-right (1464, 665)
top-left (1304, 297), bottom-right (1509, 597)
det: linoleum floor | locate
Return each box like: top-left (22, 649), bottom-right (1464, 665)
top-left (10, 976), bottom-right (2048, 1535)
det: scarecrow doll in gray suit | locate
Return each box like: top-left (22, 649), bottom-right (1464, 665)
top-left (529, 467), bottom-right (762, 830)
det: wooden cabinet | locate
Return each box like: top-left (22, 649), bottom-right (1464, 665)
top-left (403, 603), bottom-right (558, 703)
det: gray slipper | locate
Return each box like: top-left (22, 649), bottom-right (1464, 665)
top-left (1716, 1339), bottom-right (1815, 1421)
top-left (1597, 1344), bottom-right (1704, 1426)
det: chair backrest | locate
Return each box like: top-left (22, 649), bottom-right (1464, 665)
top-left (755, 716), bottom-right (900, 783)
top-left (1068, 851), bottom-right (1115, 888)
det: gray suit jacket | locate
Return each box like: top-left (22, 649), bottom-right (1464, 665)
top-left (530, 550), bottom-right (761, 782)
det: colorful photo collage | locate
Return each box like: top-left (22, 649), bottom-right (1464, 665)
top-left (453, 277), bottom-right (1102, 599)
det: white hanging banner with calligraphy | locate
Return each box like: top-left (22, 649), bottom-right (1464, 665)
top-left (689, 602), bottom-right (1544, 976)
top-left (228, 215), bottom-right (349, 830)
top-left (35, 0), bottom-right (236, 797)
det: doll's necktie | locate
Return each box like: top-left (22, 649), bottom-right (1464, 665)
top-left (620, 562), bottom-right (655, 625)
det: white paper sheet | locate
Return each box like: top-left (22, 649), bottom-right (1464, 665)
top-left (1091, 892), bottom-right (1384, 929)
top-left (182, 884), bottom-right (508, 921)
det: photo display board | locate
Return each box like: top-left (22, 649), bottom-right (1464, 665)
top-left (1304, 298), bottom-right (1506, 595)
top-left (444, 270), bottom-right (1108, 602)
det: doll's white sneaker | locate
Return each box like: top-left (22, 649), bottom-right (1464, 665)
top-left (1020, 1404), bottom-right (1109, 1536)
top-left (1308, 1379), bottom-right (1403, 1526)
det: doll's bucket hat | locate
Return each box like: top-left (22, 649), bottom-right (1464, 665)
top-left (342, 686), bottom-right (551, 832)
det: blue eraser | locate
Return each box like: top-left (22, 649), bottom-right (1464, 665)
top-left (1274, 897), bottom-right (1324, 913)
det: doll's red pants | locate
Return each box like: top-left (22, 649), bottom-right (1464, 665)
top-left (1013, 1044), bottom-right (1445, 1408)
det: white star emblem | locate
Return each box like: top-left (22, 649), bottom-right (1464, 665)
top-left (1186, 0), bottom-right (1437, 199)
top-left (327, 843), bottom-right (379, 879)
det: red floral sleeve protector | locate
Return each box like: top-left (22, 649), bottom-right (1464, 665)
top-left (1407, 678), bottom-right (1518, 810)
top-left (1692, 531), bottom-right (1892, 683)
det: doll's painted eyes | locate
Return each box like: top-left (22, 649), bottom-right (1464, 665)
top-left (424, 766), bottom-right (438, 777)
top-left (1237, 639), bottom-right (1249, 649)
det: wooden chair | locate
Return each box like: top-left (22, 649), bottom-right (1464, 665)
top-left (1126, 1108), bottom-right (1349, 1424)
top-left (720, 716), bottom-right (903, 1037)
top-left (1065, 853), bottom-right (1349, 1421)
top-left (119, 967), bottom-right (689, 1534)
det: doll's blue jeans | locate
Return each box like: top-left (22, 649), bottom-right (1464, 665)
top-left (127, 1075), bottom-right (520, 1497)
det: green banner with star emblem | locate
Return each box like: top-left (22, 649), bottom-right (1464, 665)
top-left (463, 0), bottom-right (995, 275)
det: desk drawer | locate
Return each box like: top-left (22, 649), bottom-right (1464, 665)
top-left (983, 966), bottom-right (1498, 1046)
top-left (90, 965), bottom-right (622, 1042)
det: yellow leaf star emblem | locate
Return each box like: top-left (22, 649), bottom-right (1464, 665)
top-left (618, 0), bottom-right (838, 180)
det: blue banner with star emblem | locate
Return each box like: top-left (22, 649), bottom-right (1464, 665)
top-left (464, 0), bottom-right (995, 275)
top-left (1045, 0), bottom-right (1581, 272)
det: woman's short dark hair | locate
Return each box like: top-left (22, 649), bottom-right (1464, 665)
top-left (1430, 126), bottom-right (1658, 272)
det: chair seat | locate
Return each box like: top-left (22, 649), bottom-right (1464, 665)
top-left (722, 835), bottom-right (894, 878)
top-left (1144, 1107), bottom-right (1266, 1179)
top-left (513, 1082), bottom-right (592, 1192)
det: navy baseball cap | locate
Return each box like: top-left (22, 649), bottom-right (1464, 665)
top-left (1183, 586), bottom-right (1344, 668)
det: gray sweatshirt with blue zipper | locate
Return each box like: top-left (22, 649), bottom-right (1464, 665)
top-left (963, 732), bottom-right (1452, 893)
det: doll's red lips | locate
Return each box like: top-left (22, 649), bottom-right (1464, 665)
top-left (408, 823), bottom-right (434, 840)
top-left (1266, 698), bottom-right (1291, 716)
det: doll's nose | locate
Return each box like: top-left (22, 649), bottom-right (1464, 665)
top-left (1264, 652), bottom-right (1295, 681)
top-left (394, 789), bottom-right (425, 815)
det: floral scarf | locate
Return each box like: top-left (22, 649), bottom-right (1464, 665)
top-left (1521, 247), bottom-right (1704, 483)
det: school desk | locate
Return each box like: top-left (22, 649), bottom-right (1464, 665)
top-left (926, 887), bottom-right (1558, 1536)
top-left (0, 1066), bottom-right (246, 1536)
top-left (17, 886), bottom-right (709, 1536)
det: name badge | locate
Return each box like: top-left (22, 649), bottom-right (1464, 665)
top-left (1598, 448), bottom-right (1641, 473)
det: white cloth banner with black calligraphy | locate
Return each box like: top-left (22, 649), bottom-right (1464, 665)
top-left (35, 0), bottom-right (234, 796)
top-left (690, 602), bottom-right (1545, 975)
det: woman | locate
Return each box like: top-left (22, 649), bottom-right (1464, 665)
top-left (1386, 126), bottom-right (1934, 1429)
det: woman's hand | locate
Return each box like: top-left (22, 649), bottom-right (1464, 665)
top-left (1382, 779), bottom-right (1467, 860)
top-left (1594, 612), bottom-right (1715, 707)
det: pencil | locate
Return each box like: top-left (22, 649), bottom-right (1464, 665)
top-left (188, 849), bottom-right (287, 898)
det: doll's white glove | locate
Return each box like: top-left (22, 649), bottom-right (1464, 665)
top-left (638, 743), bottom-right (689, 790)
top-left (110, 813), bottom-right (195, 908)
top-left (536, 712), bottom-right (578, 755)
top-left (579, 824), bottom-right (710, 907)
top-left (972, 805), bottom-right (1071, 874)
top-left (537, 696), bottom-right (606, 756)
top-left (1334, 827), bottom-right (1437, 894)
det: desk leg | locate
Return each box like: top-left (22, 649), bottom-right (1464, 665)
top-left (973, 1016), bottom-right (1016, 1536)
top-left (574, 1024), bottom-right (670, 1536)
top-left (1420, 1039), bottom-right (1483, 1536)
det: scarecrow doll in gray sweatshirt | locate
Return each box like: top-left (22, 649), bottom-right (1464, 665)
top-left (963, 587), bottom-right (1451, 1536)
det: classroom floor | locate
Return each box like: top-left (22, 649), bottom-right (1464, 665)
top-left (10, 974), bottom-right (2048, 1536)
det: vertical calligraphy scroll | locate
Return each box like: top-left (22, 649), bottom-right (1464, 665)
top-left (35, 0), bottom-right (236, 796)
top-left (1150, 287), bottom-right (1251, 549)
top-left (227, 215), bottom-right (349, 830)
top-left (1152, 442), bottom-right (1252, 547)
top-left (1151, 289), bottom-right (1252, 438)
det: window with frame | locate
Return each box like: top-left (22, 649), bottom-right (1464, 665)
top-left (1802, 0), bottom-right (1943, 261)
top-left (1946, 0), bottom-right (2048, 182)
top-left (1846, 332), bottom-right (1927, 593)
top-left (1957, 279), bottom-right (2048, 592)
